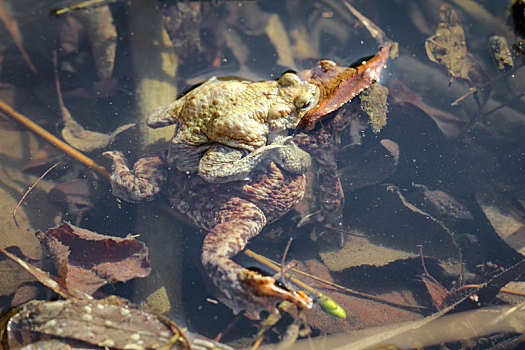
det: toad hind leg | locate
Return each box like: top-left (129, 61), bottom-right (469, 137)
top-left (202, 197), bottom-right (311, 319)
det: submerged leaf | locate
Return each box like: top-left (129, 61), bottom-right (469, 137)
top-left (425, 4), bottom-right (468, 80)
top-left (6, 298), bottom-right (193, 349)
top-left (36, 222), bottom-right (151, 295)
top-left (360, 82), bottom-right (389, 133)
top-left (72, 4), bottom-right (117, 80)
top-left (0, 0), bottom-right (37, 74)
top-left (297, 44), bottom-right (391, 130)
top-left (54, 54), bottom-right (135, 152)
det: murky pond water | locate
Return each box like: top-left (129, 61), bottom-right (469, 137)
top-left (0, 0), bottom-right (524, 348)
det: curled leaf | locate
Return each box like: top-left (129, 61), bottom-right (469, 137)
top-left (297, 44), bottom-right (391, 130)
top-left (36, 222), bottom-right (151, 295)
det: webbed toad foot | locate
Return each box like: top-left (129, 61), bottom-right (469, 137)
top-left (231, 268), bottom-right (313, 319)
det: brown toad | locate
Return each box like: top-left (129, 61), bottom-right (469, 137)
top-left (103, 46), bottom-right (390, 319)
top-left (103, 149), bottom-right (313, 319)
top-left (147, 72), bottom-right (319, 183)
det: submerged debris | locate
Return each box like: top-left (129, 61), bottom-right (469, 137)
top-left (425, 4), bottom-right (468, 81)
top-left (54, 53), bottom-right (135, 152)
top-left (36, 222), bottom-right (151, 295)
top-left (489, 35), bottom-right (514, 71)
top-left (72, 4), bottom-right (117, 80)
top-left (5, 298), bottom-right (191, 349)
top-left (511, 0), bottom-right (525, 37)
top-left (360, 81), bottom-right (389, 133)
top-left (0, 0), bottom-right (37, 74)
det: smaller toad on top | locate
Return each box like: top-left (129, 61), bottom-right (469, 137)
top-left (147, 72), bottom-right (319, 183)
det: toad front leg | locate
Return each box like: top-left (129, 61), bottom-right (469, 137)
top-left (103, 150), bottom-right (168, 202)
top-left (202, 197), bottom-right (311, 319)
top-left (198, 141), bottom-right (311, 183)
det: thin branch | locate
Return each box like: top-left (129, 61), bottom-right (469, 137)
top-left (13, 161), bottom-right (62, 228)
top-left (0, 100), bottom-right (110, 180)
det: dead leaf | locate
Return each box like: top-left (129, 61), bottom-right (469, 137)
top-left (347, 184), bottom-right (461, 261)
top-left (359, 82), bottom-right (389, 133)
top-left (301, 259), bottom-right (423, 334)
top-left (297, 44), bottom-right (391, 130)
top-left (0, 0), bottom-right (37, 74)
top-left (339, 139), bottom-right (399, 192)
top-left (48, 179), bottom-right (95, 223)
top-left (21, 143), bottom-right (64, 173)
top-left (36, 222), bottom-right (151, 295)
top-left (425, 4), bottom-right (468, 81)
top-left (476, 184), bottom-right (525, 256)
top-left (54, 53), bottom-right (135, 152)
top-left (72, 5), bottom-right (117, 80)
top-left (407, 184), bottom-right (473, 228)
top-left (0, 247), bottom-right (72, 299)
top-left (6, 298), bottom-right (191, 349)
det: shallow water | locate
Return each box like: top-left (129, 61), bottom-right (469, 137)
top-left (0, 0), bottom-right (524, 348)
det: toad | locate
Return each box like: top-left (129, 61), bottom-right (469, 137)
top-left (146, 72), bottom-right (319, 183)
top-left (103, 45), bottom-right (390, 318)
top-left (103, 146), bottom-right (312, 319)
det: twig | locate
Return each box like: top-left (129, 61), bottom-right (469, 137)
top-left (322, 225), bottom-right (367, 238)
top-left (342, 0), bottom-right (390, 46)
top-left (455, 284), bottom-right (525, 297)
top-left (214, 314), bottom-right (241, 343)
top-left (13, 161), bottom-right (62, 228)
top-left (279, 237), bottom-right (293, 290)
top-left (244, 249), bottom-right (427, 311)
top-left (451, 65), bottom-right (523, 106)
top-left (418, 245), bottom-right (448, 291)
top-left (483, 92), bottom-right (525, 117)
top-left (0, 99), bottom-right (110, 180)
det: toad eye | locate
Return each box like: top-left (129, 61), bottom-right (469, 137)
top-left (294, 96), bottom-right (312, 109)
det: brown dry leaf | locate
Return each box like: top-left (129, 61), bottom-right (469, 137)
top-left (0, 247), bottom-right (72, 299)
top-left (54, 56), bottom-right (135, 152)
top-left (297, 44), bottom-right (391, 130)
top-left (0, 0), bottom-right (37, 74)
top-left (421, 274), bottom-right (450, 311)
top-left (6, 298), bottom-right (192, 350)
top-left (347, 184), bottom-right (461, 261)
top-left (360, 82), bottom-right (389, 133)
top-left (476, 184), bottom-right (525, 256)
top-left (72, 5), bottom-right (117, 80)
top-left (301, 259), bottom-right (423, 334)
top-left (36, 222), bottom-right (151, 295)
top-left (425, 4), bottom-right (469, 81)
